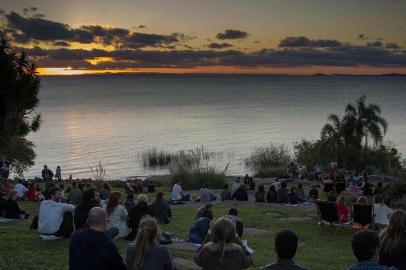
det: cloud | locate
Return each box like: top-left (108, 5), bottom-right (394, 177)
top-left (207, 42), bottom-right (233, 49)
top-left (216, 29), bottom-right (249, 40)
top-left (279, 36), bottom-right (342, 47)
top-left (123, 32), bottom-right (187, 49)
top-left (366, 41), bottom-right (383, 47)
top-left (385, 42), bottom-right (400, 49)
top-left (53, 41), bottom-right (70, 47)
top-left (138, 25), bottom-right (146, 29)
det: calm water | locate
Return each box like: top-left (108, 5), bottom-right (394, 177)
top-left (25, 74), bottom-right (406, 179)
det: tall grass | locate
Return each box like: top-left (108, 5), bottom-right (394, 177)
top-left (140, 148), bottom-right (173, 167)
top-left (90, 161), bottom-right (106, 181)
top-left (245, 144), bottom-right (292, 177)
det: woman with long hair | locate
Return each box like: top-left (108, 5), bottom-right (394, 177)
top-left (106, 191), bottom-right (129, 238)
top-left (126, 216), bottom-right (173, 270)
top-left (379, 209), bottom-right (406, 269)
top-left (193, 217), bottom-right (252, 270)
top-left (126, 194), bottom-right (154, 241)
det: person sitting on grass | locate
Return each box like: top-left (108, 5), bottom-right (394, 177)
top-left (277, 181), bottom-right (288, 204)
top-left (14, 179), bottom-right (28, 200)
top-left (221, 184), bottom-right (232, 201)
top-left (337, 195), bottom-right (349, 223)
top-left (171, 179), bottom-right (190, 202)
top-left (150, 192), bottom-right (172, 224)
top-left (266, 185), bottom-right (278, 203)
top-left (125, 193), bottom-right (136, 212)
top-left (3, 191), bottom-right (29, 219)
top-left (232, 184), bottom-right (248, 201)
top-left (69, 207), bottom-right (126, 270)
top-left (348, 230), bottom-right (395, 270)
top-left (126, 216), bottom-right (175, 270)
top-left (255, 184), bottom-right (266, 203)
top-left (379, 209), bottom-right (406, 270)
top-left (127, 194), bottom-right (155, 241)
top-left (74, 188), bottom-right (100, 229)
top-left (260, 230), bottom-right (308, 270)
top-left (288, 187), bottom-right (300, 204)
top-left (297, 184), bottom-right (306, 203)
top-left (189, 209), bottom-right (213, 244)
top-left (200, 182), bottom-right (216, 202)
top-left (38, 187), bottom-right (75, 238)
top-left (373, 195), bottom-right (393, 228)
top-left (226, 208), bottom-right (244, 238)
top-left (106, 192), bottom-right (129, 239)
top-left (196, 203), bottom-right (213, 220)
top-left (27, 183), bottom-right (39, 201)
top-left (248, 176), bottom-right (255, 190)
top-left (68, 182), bottom-right (82, 206)
top-left (193, 217), bottom-right (253, 270)
top-left (99, 183), bottom-right (112, 201)
top-left (308, 185), bottom-right (318, 202)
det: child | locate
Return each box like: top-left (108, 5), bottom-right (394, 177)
top-left (337, 195), bottom-right (349, 223)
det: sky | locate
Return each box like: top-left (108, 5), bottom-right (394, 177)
top-left (1, 0), bottom-right (406, 75)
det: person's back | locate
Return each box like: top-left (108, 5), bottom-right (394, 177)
top-left (277, 186), bottom-right (288, 204)
top-left (126, 242), bottom-right (173, 270)
top-left (232, 186), bottom-right (248, 201)
top-left (221, 187), bottom-right (232, 201)
top-left (74, 200), bottom-right (99, 229)
top-left (68, 187), bottom-right (82, 205)
top-left (150, 194), bottom-right (172, 224)
top-left (171, 183), bottom-right (183, 201)
top-left (200, 187), bottom-right (215, 202)
top-left (127, 198), bottom-right (154, 240)
top-left (69, 207), bottom-right (126, 270)
top-left (266, 188), bottom-right (278, 203)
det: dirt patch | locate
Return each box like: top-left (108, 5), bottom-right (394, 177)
top-left (244, 227), bottom-right (269, 235)
top-left (173, 257), bottom-right (200, 270)
top-left (278, 216), bottom-right (313, 222)
top-left (169, 241), bottom-right (200, 252)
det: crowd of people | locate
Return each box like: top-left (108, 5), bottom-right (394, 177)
top-left (0, 162), bottom-right (405, 270)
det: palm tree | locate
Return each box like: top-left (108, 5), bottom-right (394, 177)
top-left (321, 114), bottom-right (344, 165)
top-left (343, 96), bottom-right (388, 152)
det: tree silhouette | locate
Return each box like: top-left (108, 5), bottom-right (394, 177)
top-left (0, 35), bottom-right (41, 176)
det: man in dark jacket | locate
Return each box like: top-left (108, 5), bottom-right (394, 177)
top-left (232, 185), bottom-right (249, 201)
top-left (69, 207), bottom-right (126, 270)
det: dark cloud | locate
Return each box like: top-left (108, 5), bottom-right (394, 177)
top-left (207, 42), bottom-right (233, 49)
top-left (123, 32), bottom-right (185, 48)
top-left (279, 36), bottom-right (342, 48)
top-left (216, 29), bottom-right (249, 40)
top-left (79, 25), bottom-right (129, 45)
top-left (385, 42), bottom-right (400, 49)
top-left (53, 41), bottom-right (70, 47)
top-left (138, 25), bottom-right (146, 29)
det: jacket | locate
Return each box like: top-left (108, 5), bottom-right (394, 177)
top-left (150, 199), bottom-right (172, 224)
top-left (74, 201), bottom-right (99, 229)
top-left (193, 242), bottom-right (253, 270)
top-left (127, 202), bottom-right (154, 240)
top-left (69, 228), bottom-right (126, 270)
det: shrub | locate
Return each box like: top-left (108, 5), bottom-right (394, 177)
top-left (245, 144), bottom-right (291, 177)
top-left (140, 148), bottom-right (172, 168)
top-left (382, 176), bottom-right (406, 208)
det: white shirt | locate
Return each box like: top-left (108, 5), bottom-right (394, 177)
top-left (38, 199), bottom-right (75, 234)
top-left (374, 203), bottom-right (393, 225)
top-left (171, 184), bottom-right (183, 201)
top-left (14, 183), bottom-right (28, 198)
top-left (271, 181), bottom-right (282, 191)
top-left (107, 205), bottom-right (129, 238)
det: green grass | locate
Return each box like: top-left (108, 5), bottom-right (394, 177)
top-left (0, 187), bottom-right (357, 270)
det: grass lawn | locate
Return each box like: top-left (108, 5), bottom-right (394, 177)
top-left (0, 186), bottom-right (357, 270)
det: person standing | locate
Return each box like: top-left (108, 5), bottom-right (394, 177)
top-left (42, 165), bottom-right (54, 190)
top-left (69, 207), bottom-right (126, 270)
top-left (55, 166), bottom-right (62, 181)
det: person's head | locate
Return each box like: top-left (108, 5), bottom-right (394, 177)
top-left (202, 182), bottom-right (209, 189)
top-left (373, 195), bottom-right (384, 204)
top-left (87, 207), bottom-right (108, 231)
top-left (81, 187), bottom-right (97, 203)
top-left (257, 184), bottom-right (265, 193)
top-left (127, 193), bottom-right (134, 201)
top-left (17, 179), bottom-right (23, 184)
top-left (337, 195), bottom-right (347, 205)
top-left (201, 209), bottom-right (214, 220)
top-left (9, 191), bottom-right (18, 201)
top-left (155, 192), bottom-right (163, 200)
top-left (223, 184), bottom-right (229, 190)
top-left (44, 165), bottom-right (47, 169)
top-left (381, 209), bottom-right (406, 253)
top-left (137, 194), bottom-right (149, 205)
top-left (57, 165), bottom-right (60, 169)
top-left (102, 183), bottom-right (111, 191)
top-left (356, 196), bottom-right (368, 204)
top-left (290, 186), bottom-right (297, 193)
top-left (275, 230), bottom-right (298, 259)
top-left (49, 187), bottom-right (63, 201)
top-left (133, 216), bottom-right (159, 269)
top-left (228, 208), bottom-right (238, 216)
top-left (210, 217), bottom-right (237, 261)
top-left (106, 192), bottom-right (122, 215)
top-left (281, 181), bottom-right (287, 188)
top-left (351, 230), bottom-right (379, 262)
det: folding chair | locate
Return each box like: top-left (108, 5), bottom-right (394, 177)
top-left (315, 200), bottom-right (350, 234)
top-left (351, 203), bottom-right (374, 231)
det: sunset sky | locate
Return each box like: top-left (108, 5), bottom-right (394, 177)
top-left (1, 0), bottom-right (406, 75)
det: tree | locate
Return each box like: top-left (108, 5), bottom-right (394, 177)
top-left (320, 114), bottom-right (345, 165)
top-left (0, 36), bottom-right (41, 176)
